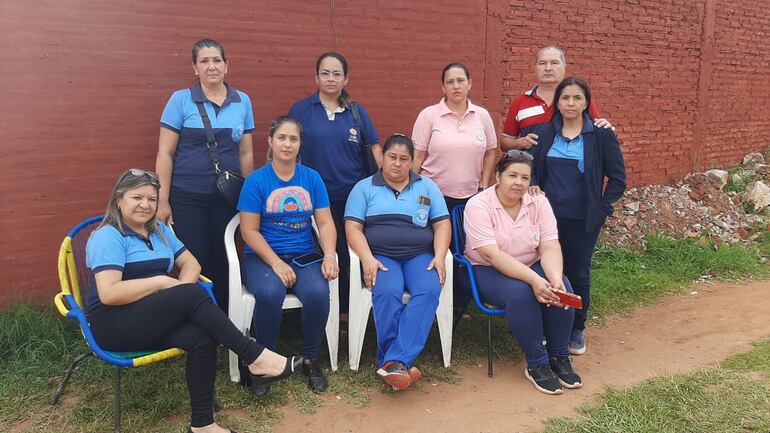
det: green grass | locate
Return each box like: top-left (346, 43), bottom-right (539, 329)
top-left (590, 232), bottom-right (769, 321)
top-left (543, 340), bottom-right (770, 433)
top-left (2, 232), bottom-right (769, 432)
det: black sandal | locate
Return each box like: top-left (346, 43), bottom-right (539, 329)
top-left (249, 356), bottom-right (303, 387)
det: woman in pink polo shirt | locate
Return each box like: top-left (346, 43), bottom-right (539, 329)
top-left (463, 151), bottom-right (581, 395)
top-left (411, 63), bottom-right (498, 315)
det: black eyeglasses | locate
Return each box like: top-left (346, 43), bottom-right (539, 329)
top-left (504, 149), bottom-right (534, 161)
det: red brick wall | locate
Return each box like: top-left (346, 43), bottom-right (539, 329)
top-left (2, 0), bottom-right (769, 300)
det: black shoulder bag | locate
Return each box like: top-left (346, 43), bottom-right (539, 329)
top-left (350, 102), bottom-right (379, 176)
top-left (195, 102), bottom-right (245, 206)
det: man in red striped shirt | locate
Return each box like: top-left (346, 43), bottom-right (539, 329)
top-left (501, 46), bottom-right (613, 151)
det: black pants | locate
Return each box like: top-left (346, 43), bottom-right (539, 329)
top-left (444, 195), bottom-right (472, 312)
top-left (170, 187), bottom-right (236, 311)
top-left (555, 218), bottom-right (602, 331)
top-left (89, 283), bottom-right (265, 428)
top-left (329, 201), bottom-right (351, 315)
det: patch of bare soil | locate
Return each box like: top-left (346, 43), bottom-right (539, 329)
top-left (272, 279), bottom-right (770, 433)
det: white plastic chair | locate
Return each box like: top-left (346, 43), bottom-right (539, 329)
top-left (225, 214), bottom-right (339, 383)
top-left (347, 247), bottom-right (453, 370)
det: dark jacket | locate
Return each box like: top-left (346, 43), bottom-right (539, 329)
top-left (532, 113), bottom-right (627, 233)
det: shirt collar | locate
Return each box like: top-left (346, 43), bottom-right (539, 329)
top-left (438, 98), bottom-right (478, 117)
top-left (119, 224), bottom-right (151, 240)
top-left (489, 187), bottom-right (534, 219)
top-left (190, 81), bottom-right (241, 104)
top-left (551, 112), bottom-right (594, 138)
top-left (371, 170), bottom-right (421, 187)
top-left (524, 85), bottom-right (539, 97)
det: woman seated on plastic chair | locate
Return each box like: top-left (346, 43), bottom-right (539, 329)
top-left (463, 151), bottom-right (582, 395)
top-left (345, 134), bottom-right (451, 391)
top-left (86, 169), bottom-right (302, 433)
top-left (239, 116), bottom-right (338, 396)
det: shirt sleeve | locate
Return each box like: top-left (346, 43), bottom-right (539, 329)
top-left (86, 226), bottom-right (127, 273)
top-left (157, 222), bottom-right (187, 257)
top-left (411, 106), bottom-right (432, 151)
top-left (502, 97), bottom-right (521, 137)
top-left (241, 92), bottom-right (256, 133)
top-left (588, 99), bottom-right (602, 119)
top-left (463, 200), bottom-right (498, 251)
top-left (343, 180), bottom-right (368, 224)
top-left (481, 109), bottom-right (498, 150)
top-left (237, 171), bottom-right (264, 214)
top-left (425, 178), bottom-right (449, 222)
top-left (310, 169), bottom-right (330, 210)
top-left (534, 195), bottom-right (559, 242)
top-left (160, 90), bottom-right (185, 134)
top-left (357, 103), bottom-right (380, 145)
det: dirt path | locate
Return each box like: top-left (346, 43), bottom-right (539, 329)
top-left (273, 279), bottom-right (770, 433)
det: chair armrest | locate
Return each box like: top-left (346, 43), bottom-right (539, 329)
top-left (53, 293), bottom-right (71, 317)
top-left (197, 277), bottom-right (216, 304)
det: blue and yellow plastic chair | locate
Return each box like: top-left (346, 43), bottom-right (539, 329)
top-left (450, 205), bottom-right (506, 377)
top-left (52, 215), bottom-right (216, 433)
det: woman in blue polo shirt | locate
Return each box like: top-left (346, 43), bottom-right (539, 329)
top-left (86, 169), bottom-right (301, 433)
top-left (345, 134), bottom-right (451, 391)
top-left (289, 52), bottom-right (380, 330)
top-left (531, 76), bottom-right (626, 356)
top-left (238, 116), bottom-right (338, 396)
top-left (155, 39), bottom-right (255, 310)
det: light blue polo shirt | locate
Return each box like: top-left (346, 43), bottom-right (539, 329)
top-left (85, 222), bottom-right (186, 312)
top-left (238, 163), bottom-right (330, 255)
top-left (289, 91), bottom-right (380, 202)
top-left (160, 82), bottom-right (255, 193)
top-left (344, 171), bottom-right (448, 260)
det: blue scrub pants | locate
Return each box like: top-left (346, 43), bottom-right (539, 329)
top-left (556, 218), bottom-right (601, 332)
top-left (473, 261), bottom-right (574, 366)
top-left (372, 253), bottom-right (442, 368)
top-left (242, 254), bottom-right (330, 360)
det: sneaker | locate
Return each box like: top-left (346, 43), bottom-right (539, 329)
top-left (408, 366), bottom-right (422, 385)
top-left (302, 359), bottom-right (328, 393)
top-left (524, 364), bottom-right (563, 395)
top-left (549, 357), bottom-right (582, 388)
top-left (377, 361), bottom-right (411, 391)
top-left (569, 329), bottom-right (586, 355)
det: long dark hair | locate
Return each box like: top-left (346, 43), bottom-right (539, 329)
top-left (316, 51), bottom-right (352, 107)
top-left (553, 76), bottom-right (593, 120)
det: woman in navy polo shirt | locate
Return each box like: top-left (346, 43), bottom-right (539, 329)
top-left (531, 76), bottom-right (626, 356)
top-left (155, 39), bottom-right (255, 310)
top-left (238, 116), bottom-right (338, 396)
top-left (86, 169), bottom-right (301, 433)
top-left (345, 134), bottom-right (451, 391)
top-left (289, 52), bottom-right (380, 330)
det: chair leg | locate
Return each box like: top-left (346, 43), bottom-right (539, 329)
top-left (114, 367), bottom-right (121, 433)
top-left (487, 316), bottom-right (493, 378)
top-left (51, 352), bottom-right (92, 405)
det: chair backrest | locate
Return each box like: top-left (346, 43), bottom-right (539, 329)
top-left (58, 215), bottom-right (104, 309)
top-left (451, 205), bottom-right (466, 254)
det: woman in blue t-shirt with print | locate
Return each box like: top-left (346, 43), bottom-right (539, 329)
top-left (238, 116), bottom-right (339, 396)
top-left (288, 52), bottom-right (380, 330)
top-left (155, 39), bottom-right (255, 310)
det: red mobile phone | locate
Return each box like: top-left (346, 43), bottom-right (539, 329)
top-left (554, 291), bottom-right (583, 309)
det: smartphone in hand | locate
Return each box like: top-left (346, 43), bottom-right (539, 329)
top-left (554, 291), bottom-right (583, 309)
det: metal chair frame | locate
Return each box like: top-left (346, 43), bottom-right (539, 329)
top-left (450, 205), bottom-right (506, 377)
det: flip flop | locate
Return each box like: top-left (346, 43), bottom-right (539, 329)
top-left (250, 356), bottom-right (304, 387)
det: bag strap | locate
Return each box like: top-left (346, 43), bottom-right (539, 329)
top-left (195, 101), bottom-right (222, 174)
top-left (349, 102), bottom-right (368, 147)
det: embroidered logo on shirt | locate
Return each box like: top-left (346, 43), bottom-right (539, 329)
top-left (348, 128), bottom-right (359, 143)
top-left (476, 133), bottom-right (485, 143)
